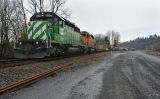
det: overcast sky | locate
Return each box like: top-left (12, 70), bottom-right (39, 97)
top-left (65, 0), bottom-right (160, 42)
top-left (25, 0), bottom-right (160, 42)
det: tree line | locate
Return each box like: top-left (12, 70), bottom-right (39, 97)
top-left (121, 34), bottom-right (160, 51)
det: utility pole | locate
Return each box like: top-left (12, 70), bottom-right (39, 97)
top-left (40, 0), bottom-right (41, 12)
top-left (20, 0), bottom-right (27, 36)
top-left (52, 0), bottom-right (54, 13)
top-left (34, 3), bottom-right (37, 13)
top-left (111, 30), bottom-right (113, 46)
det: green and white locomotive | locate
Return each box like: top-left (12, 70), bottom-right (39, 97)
top-left (14, 12), bottom-right (84, 58)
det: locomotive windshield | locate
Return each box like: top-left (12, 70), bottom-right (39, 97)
top-left (81, 33), bottom-right (86, 37)
top-left (34, 17), bottom-right (52, 21)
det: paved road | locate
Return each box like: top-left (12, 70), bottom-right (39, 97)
top-left (1, 51), bottom-right (160, 99)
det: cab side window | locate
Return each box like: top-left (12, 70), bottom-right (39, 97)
top-left (59, 21), bottom-right (64, 27)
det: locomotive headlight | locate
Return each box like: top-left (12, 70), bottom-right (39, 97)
top-left (42, 12), bottom-right (44, 16)
top-left (19, 42), bottom-right (22, 45)
top-left (36, 41), bottom-right (39, 44)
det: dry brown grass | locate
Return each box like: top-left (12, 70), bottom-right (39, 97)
top-left (146, 51), bottom-right (160, 56)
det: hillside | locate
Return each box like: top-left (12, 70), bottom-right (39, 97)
top-left (121, 34), bottom-right (160, 51)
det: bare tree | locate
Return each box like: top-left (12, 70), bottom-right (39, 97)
top-left (27, 0), bottom-right (38, 13)
top-left (106, 30), bottom-right (111, 41)
top-left (28, 0), bottom-right (71, 18)
top-left (20, 0), bottom-right (28, 34)
top-left (115, 32), bottom-right (120, 42)
top-left (0, 0), bottom-right (24, 57)
top-left (8, 0), bottom-right (24, 36)
top-left (94, 34), bottom-right (106, 40)
top-left (49, 0), bottom-right (71, 18)
top-left (113, 32), bottom-right (120, 47)
top-left (106, 30), bottom-right (120, 46)
top-left (0, 0), bottom-right (11, 56)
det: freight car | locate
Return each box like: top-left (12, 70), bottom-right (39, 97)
top-left (96, 40), bottom-right (108, 51)
top-left (14, 12), bottom-right (107, 59)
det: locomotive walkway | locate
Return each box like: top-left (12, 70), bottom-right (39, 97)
top-left (1, 51), bottom-right (160, 99)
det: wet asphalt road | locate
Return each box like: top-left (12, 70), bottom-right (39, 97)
top-left (1, 51), bottom-right (160, 99)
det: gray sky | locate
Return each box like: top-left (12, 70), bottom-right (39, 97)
top-left (25, 0), bottom-right (160, 42)
top-left (65, 0), bottom-right (160, 42)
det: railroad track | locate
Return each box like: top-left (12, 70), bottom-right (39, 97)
top-left (0, 53), bottom-right (97, 68)
top-left (0, 52), bottom-right (105, 95)
top-left (0, 59), bottom-right (38, 68)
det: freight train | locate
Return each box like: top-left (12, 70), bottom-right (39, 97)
top-left (14, 12), bottom-right (108, 59)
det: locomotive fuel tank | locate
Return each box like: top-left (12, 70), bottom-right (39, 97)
top-left (64, 47), bottom-right (82, 55)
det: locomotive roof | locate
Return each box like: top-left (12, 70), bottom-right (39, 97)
top-left (30, 12), bottom-right (64, 21)
top-left (81, 31), bottom-right (95, 39)
top-left (30, 12), bottom-right (80, 32)
top-left (64, 19), bottom-right (80, 32)
top-left (90, 34), bottom-right (94, 39)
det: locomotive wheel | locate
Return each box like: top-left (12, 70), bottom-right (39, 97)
top-left (50, 45), bottom-right (62, 57)
top-left (56, 46), bottom-right (62, 57)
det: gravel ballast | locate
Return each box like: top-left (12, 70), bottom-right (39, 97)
top-left (0, 52), bottom-right (107, 88)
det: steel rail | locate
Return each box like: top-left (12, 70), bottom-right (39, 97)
top-left (0, 53), bottom-right (105, 95)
